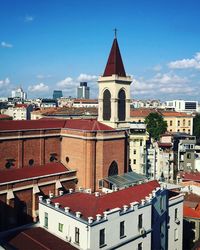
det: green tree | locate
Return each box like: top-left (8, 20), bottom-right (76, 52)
top-left (144, 112), bottom-right (167, 141)
top-left (193, 114), bottom-right (200, 138)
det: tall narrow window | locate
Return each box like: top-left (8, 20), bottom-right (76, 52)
top-left (103, 90), bottom-right (111, 120)
top-left (99, 228), bottom-right (105, 247)
top-left (178, 120), bottom-right (180, 126)
top-left (120, 221), bottom-right (125, 238)
top-left (44, 212), bottom-right (48, 228)
top-left (170, 120), bottom-right (173, 126)
top-left (174, 228), bottom-right (178, 241)
top-left (138, 242), bottom-right (143, 250)
top-left (75, 227), bottom-right (80, 244)
top-left (58, 223), bottom-right (63, 232)
top-left (183, 119), bottom-right (185, 126)
top-left (188, 120), bottom-right (191, 126)
top-left (175, 208), bottom-right (178, 220)
top-left (160, 196), bottom-right (164, 211)
top-left (138, 214), bottom-right (143, 229)
top-left (118, 89), bottom-right (126, 121)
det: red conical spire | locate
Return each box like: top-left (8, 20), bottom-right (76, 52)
top-left (103, 38), bottom-right (126, 77)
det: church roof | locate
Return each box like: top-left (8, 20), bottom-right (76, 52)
top-left (0, 119), bottom-right (114, 131)
top-left (103, 38), bottom-right (126, 77)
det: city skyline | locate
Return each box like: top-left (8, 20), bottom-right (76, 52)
top-left (1, 0), bottom-right (200, 100)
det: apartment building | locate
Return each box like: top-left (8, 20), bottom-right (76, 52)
top-left (129, 122), bottom-right (149, 175)
top-left (130, 108), bottom-right (193, 135)
top-left (39, 181), bottom-right (183, 250)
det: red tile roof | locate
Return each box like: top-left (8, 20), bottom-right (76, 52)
top-left (181, 172), bottom-right (200, 182)
top-left (157, 142), bottom-right (172, 148)
top-left (130, 108), bottom-right (157, 117)
top-left (63, 119), bottom-right (114, 131)
top-left (15, 103), bottom-right (28, 108)
top-left (52, 180), bottom-right (159, 219)
top-left (0, 119), bottom-right (113, 131)
top-left (0, 119), bottom-right (66, 131)
top-left (0, 114), bottom-right (12, 120)
top-left (103, 38), bottom-right (126, 77)
top-left (184, 205), bottom-right (200, 219)
top-left (130, 108), bottom-right (193, 118)
top-left (0, 163), bottom-right (69, 184)
top-left (4, 227), bottom-right (77, 250)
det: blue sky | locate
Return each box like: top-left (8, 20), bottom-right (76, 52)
top-left (1, 0), bottom-right (200, 100)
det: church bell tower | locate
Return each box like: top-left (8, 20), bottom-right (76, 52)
top-left (98, 34), bottom-right (132, 129)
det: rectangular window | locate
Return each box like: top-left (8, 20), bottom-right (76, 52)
top-left (58, 223), bottom-right (63, 232)
top-left (140, 140), bottom-right (143, 146)
top-left (170, 120), bottom-right (173, 126)
top-left (134, 159), bottom-right (136, 164)
top-left (134, 149), bottom-right (136, 154)
top-left (178, 120), bottom-right (180, 126)
top-left (175, 208), bottom-right (178, 220)
top-left (138, 242), bottom-right (143, 250)
top-left (174, 228), bottom-right (178, 241)
top-left (120, 221), bottom-right (125, 238)
top-left (187, 153), bottom-right (191, 159)
top-left (188, 120), bottom-right (191, 126)
top-left (44, 212), bottom-right (48, 228)
top-left (138, 214), bottom-right (143, 229)
top-left (75, 227), bottom-right (80, 244)
top-left (160, 196), bottom-right (164, 211)
top-left (99, 228), bottom-right (105, 247)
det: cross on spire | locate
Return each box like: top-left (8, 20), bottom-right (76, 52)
top-left (114, 28), bottom-right (117, 38)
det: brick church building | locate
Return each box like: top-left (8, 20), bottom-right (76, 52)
top-left (0, 37), bottom-right (131, 231)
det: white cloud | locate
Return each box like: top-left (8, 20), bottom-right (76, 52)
top-left (151, 73), bottom-right (188, 84)
top-left (0, 77), bottom-right (10, 88)
top-left (131, 72), bottom-right (196, 98)
top-left (28, 83), bottom-right (49, 92)
top-left (57, 77), bottom-right (74, 88)
top-left (168, 52), bottom-right (200, 70)
top-left (1, 41), bottom-right (13, 48)
top-left (152, 65), bottom-right (162, 71)
top-left (25, 15), bottom-right (34, 22)
top-left (77, 73), bottom-right (98, 82)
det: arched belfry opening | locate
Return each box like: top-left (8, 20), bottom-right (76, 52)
top-left (108, 161), bottom-right (118, 176)
top-left (103, 89), bottom-right (111, 121)
top-left (118, 89), bottom-right (126, 121)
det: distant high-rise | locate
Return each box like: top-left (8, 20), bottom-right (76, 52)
top-left (11, 87), bottom-right (27, 100)
top-left (53, 90), bottom-right (63, 99)
top-left (77, 82), bottom-right (90, 99)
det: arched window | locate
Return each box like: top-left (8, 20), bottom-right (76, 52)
top-left (103, 89), bottom-right (111, 120)
top-left (118, 89), bottom-right (126, 121)
top-left (108, 161), bottom-right (118, 176)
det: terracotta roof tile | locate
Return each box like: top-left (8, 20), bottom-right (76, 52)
top-left (0, 119), bottom-right (113, 131)
top-left (52, 180), bottom-right (159, 219)
top-left (0, 163), bottom-right (69, 184)
top-left (184, 205), bottom-right (200, 219)
top-left (4, 227), bottom-right (76, 250)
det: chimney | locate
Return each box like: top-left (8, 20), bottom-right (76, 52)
top-left (55, 202), bottom-right (60, 209)
top-left (141, 199), bottom-right (145, 206)
top-left (39, 196), bottom-right (43, 202)
top-left (46, 199), bottom-right (51, 205)
top-left (88, 217), bottom-right (93, 224)
top-left (59, 190), bottom-right (64, 196)
top-left (123, 205), bottom-right (128, 212)
top-left (49, 193), bottom-right (54, 198)
top-left (69, 189), bottom-right (73, 194)
top-left (96, 214), bottom-right (101, 221)
top-left (152, 190), bottom-right (156, 197)
top-left (64, 207), bottom-right (70, 213)
top-left (95, 192), bottom-right (100, 197)
top-left (76, 211), bottom-right (81, 218)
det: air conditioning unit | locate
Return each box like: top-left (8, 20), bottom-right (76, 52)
top-left (139, 228), bottom-right (146, 235)
top-left (66, 236), bottom-right (71, 242)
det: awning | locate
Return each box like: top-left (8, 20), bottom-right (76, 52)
top-left (104, 171), bottom-right (147, 188)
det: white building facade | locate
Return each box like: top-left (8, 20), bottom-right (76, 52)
top-left (39, 182), bottom-right (183, 250)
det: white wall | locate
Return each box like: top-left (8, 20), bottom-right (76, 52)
top-left (168, 194), bottom-right (184, 250)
